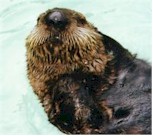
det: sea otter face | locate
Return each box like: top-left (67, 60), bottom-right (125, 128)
top-left (36, 8), bottom-right (96, 45)
top-left (26, 8), bottom-right (102, 51)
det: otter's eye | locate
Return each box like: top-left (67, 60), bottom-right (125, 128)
top-left (37, 17), bottom-right (40, 22)
top-left (77, 18), bottom-right (86, 25)
top-left (114, 107), bottom-right (130, 119)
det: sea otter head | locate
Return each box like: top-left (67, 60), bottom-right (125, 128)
top-left (26, 8), bottom-right (112, 75)
top-left (29, 8), bottom-right (99, 47)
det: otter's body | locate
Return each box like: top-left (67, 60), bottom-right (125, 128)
top-left (26, 8), bottom-right (151, 134)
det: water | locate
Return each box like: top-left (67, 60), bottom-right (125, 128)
top-left (0, 0), bottom-right (151, 134)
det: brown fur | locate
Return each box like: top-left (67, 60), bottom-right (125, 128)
top-left (26, 8), bottom-right (151, 134)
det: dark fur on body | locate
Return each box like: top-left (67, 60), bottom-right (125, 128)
top-left (26, 8), bottom-right (151, 134)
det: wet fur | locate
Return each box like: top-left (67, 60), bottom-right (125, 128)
top-left (26, 8), bottom-right (151, 134)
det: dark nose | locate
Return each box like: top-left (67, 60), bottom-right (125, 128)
top-left (45, 11), bottom-right (67, 29)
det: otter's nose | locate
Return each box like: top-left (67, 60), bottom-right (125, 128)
top-left (45, 11), bottom-right (67, 29)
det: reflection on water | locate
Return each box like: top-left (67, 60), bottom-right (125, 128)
top-left (0, 0), bottom-right (151, 134)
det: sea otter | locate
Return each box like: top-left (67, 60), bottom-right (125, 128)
top-left (26, 8), bottom-right (151, 134)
